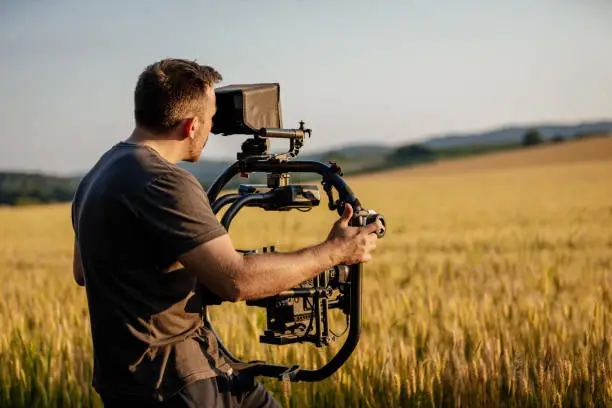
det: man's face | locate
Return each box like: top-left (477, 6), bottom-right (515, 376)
top-left (186, 87), bottom-right (216, 162)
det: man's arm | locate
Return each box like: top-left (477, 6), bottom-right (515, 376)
top-left (137, 171), bottom-right (381, 301)
top-left (179, 204), bottom-right (380, 302)
top-left (73, 239), bottom-right (85, 287)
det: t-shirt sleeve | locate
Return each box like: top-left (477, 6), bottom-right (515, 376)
top-left (71, 179), bottom-right (84, 236)
top-left (136, 169), bottom-right (227, 259)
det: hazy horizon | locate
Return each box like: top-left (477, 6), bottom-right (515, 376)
top-left (1, 0), bottom-right (611, 176)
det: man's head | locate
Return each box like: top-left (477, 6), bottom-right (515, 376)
top-left (134, 58), bottom-right (222, 162)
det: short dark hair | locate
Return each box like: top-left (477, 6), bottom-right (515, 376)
top-left (134, 58), bottom-right (222, 133)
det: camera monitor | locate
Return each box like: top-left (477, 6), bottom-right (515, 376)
top-left (211, 83), bottom-right (283, 136)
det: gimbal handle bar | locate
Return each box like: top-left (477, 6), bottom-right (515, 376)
top-left (207, 159), bottom-right (363, 214)
top-left (205, 158), bottom-right (364, 382)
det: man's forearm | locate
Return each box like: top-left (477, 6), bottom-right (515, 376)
top-left (234, 239), bottom-right (345, 301)
top-left (181, 218), bottom-right (375, 302)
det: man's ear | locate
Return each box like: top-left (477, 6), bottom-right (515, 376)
top-left (183, 117), bottom-right (198, 139)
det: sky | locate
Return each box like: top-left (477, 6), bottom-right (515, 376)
top-left (0, 0), bottom-right (611, 175)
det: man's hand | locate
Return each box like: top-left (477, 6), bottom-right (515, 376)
top-left (327, 203), bottom-right (359, 241)
top-left (328, 203), bottom-right (383, 239)
top-left (180, 203), bottom-right (382, 302)
top-left (327, 203), bottom-right (382, 265)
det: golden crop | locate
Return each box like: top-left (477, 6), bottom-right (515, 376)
top-left (1, 137), bottom-right (611, 407)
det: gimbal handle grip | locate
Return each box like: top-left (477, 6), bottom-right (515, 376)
top-left (362, 212), bottom-right (386, 238)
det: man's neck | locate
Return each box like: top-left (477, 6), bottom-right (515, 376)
top-left (126, 128), bottom-right (185, 164)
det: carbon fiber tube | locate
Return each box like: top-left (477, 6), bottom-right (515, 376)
top-left (220, 193), bottom-right (276, 230)
top-left (207, 161), bottom-right (241, 202)
top-left (206, 159), bottom-right (362, 214)
top-left (211, 193), bottom-right (241, 214)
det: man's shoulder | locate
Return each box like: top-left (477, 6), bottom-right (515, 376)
top-left (73, 142), bottom-right (209, 222)
top-left (73, 143), bottom-right (165, 210)
top-left (81, 142), bottom-right (200, 192)
top-left (116, 143), bottom-right (201, 189)
top-left (111, 142), bottom-right (179, 184)
top-left (156, 161), bottom-right (201, 186)
top-left (144, 160), bottom-right (205, 200)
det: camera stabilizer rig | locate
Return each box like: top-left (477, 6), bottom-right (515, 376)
top-left (204, 83), bottom-right (386, 382)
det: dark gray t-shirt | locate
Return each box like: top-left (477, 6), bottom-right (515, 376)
top-left (71, 141), bottom-right (231, 401)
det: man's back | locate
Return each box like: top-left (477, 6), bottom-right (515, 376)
top-left (72, 141), bottom-right (230, 402)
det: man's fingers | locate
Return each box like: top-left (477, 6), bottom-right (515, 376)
top-left (374, 219), bottom-right (385, 235)
top-left (339, 203), bottom-right (353, 226)
top-left (364, 221), bottom-right (382, 235)
top-left (367, 234), bottom-right (378, 249)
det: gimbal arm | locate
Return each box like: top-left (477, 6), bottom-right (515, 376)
top-left (207, 159), bottom-right (363, 214)
top-left (204, 159), bottom-right (369, 382)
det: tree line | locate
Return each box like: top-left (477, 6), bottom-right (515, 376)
top-left (0, 173), bottom-right (79, 206)
top-left (389, 129), bottom-right (606, 165)
top-left (0, 129), bottom-right (608, 206)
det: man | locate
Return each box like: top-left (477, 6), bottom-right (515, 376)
top-left (71, 58), bottom-right (381, 407)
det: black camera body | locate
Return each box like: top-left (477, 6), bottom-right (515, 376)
top-left (205, 83), bottom-right (386, 382)
top-left (245, 248), bottom-right (350, 348)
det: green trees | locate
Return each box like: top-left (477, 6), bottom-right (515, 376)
top-left (390, 144), bottom-right (436, 164)
top-left (0, 173), bottom-right (79, 206)
top-left (551, 135), bottom-right (565, 143)
top-left (522, 128), bottom-right (544, 147)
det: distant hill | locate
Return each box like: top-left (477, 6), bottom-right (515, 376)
top-left (181, 121), bottom-right (612, 184)
top-left (368, 132), bottom-right (612, 179)
top-left (2, 120), bottom-right (611, 205)
top-left (420, 121), bottom-right (612, 150)
top-left (300, 144), bottom-right (395, 161)
top-left (179, 143), bottom-right (395, 187)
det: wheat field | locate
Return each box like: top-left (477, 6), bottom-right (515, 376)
top-left (1, 137), bottom-right (611, 407)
